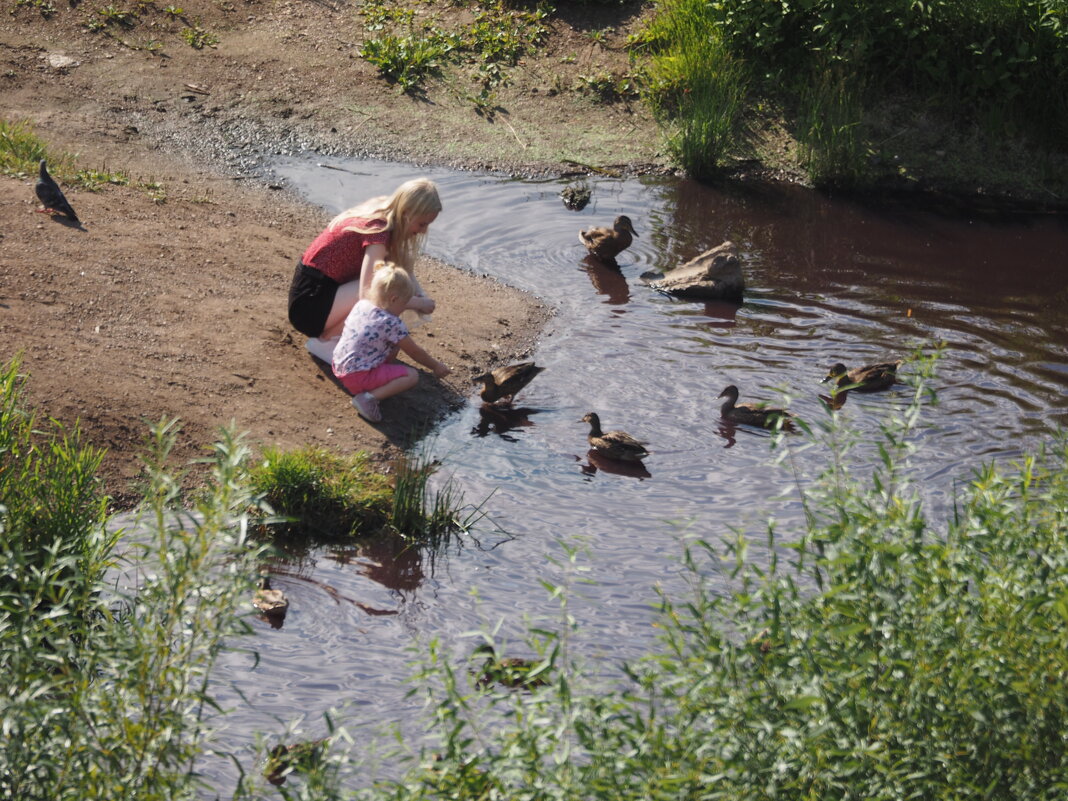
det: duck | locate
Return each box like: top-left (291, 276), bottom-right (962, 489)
top-left (560, 182), bottom-right (592, 211)
top-left (253, 575), bottom-right (289, 619)
top-left (473, 361), bottom-right (544, 405)
top-left (823, 360), bottom-right (902, 392)
top-left (264, 739), bottom-right (328, 786)
top-left (472, 644), bottom-right (548, 689)
top-left (581, 411), bottom-right (649, 461)
top-left (579, 215), bottom-right (638, 263)
top-left (717, 385), bottom-right (792, 429)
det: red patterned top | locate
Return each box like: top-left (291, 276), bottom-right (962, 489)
top-left (301, 217), bottom-right (391, 283)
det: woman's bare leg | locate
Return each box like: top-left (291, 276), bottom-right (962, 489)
top-left (320, 280), bottom-right (361, 338)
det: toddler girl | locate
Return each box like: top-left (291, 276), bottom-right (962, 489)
top-left (332, 261), bottom-right (450, 422)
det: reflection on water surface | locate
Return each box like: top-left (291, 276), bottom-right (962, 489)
top-left (201, 156), bottom-right (1068, 788)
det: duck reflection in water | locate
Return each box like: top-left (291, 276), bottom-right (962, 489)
top-left (471, 404), bottom-right (541, 441)
top-left (579, 449), bottom-right (652, 480)
top-left (580, 255), bottom-right (631, 305)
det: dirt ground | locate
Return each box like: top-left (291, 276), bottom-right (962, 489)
top-left (2, 0), bottom-right (673, 506)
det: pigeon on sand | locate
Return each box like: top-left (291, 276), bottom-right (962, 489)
top-left (35, 160), bottom-right (79, 223)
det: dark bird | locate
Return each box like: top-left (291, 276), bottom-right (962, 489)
top-left (823, 360), bottom-right (902, 393)
top-left (717, 385), bottom-right (792, 429)
top-left (35, 160), bottom-right (79, 223)
top-left (472, 643), bottom-right (548, 689)
top-left (560, 182), bottom-right (592, 211)
top-left (581, 411), bottom-right (649, 462)
top-left (579, 215), bottom-right (638, 263)
top-left (473, 361), bottom-right (544, 405)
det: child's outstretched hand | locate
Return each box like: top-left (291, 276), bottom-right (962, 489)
top-left (432, 360), bottom-right (451, 379)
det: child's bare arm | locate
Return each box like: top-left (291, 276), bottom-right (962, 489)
top-left (398, 335), bottom-right (450, 378)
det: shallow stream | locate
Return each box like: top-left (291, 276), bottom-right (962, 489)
top-left (204, 157), bottom-right (1068, 787)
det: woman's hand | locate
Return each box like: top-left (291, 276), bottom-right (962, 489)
top-left (432, 360), bottom-right (451, 379)
top-left (409, 295), bottom-right (436, 315)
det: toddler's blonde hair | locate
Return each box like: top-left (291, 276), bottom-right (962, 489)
top-left (329, 178), bottom-right (441, 271)
top-left (369, 260), bottom-right (414, 306)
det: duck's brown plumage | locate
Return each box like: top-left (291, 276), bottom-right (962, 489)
top-left (824, 360), bottom-right (901, 392)
top-left (579, 215), bottom-right (638, 262)
top-left (717, 385), bottom-right (792, 429)
top-left (474, 361), bottom-right (544, 404)
top-left (581, 411), bottom-right (649, 461)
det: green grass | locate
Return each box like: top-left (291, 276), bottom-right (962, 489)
top-left (641, 0), bottom-right (1068, 189)
top-left (0, 118), bottom-right (139, 194)
top-left (640, 0), bottom-right (750, 179)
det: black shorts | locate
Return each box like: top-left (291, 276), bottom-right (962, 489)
top-left (287, 262), bottom-right (339, 337)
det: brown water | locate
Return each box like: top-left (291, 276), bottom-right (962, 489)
top-left (203, 157), bottom-right (1068, 786)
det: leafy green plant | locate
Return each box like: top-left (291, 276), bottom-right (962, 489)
top-left (180, 23), bottom-right (218, 49)
top-left (94, 4), bottom-right (137, 27)
top-left (13, 0), bottom-right (56, 18)
top-left (0, 359), bottom-right (268, 800)
top-left (360, 30), bottom-right (458, 92)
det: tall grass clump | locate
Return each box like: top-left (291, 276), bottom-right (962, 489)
top-left (796, 64), bottom-right (867, 187)
top-left (250, 445), bottom-right (474, 546)
top-left (641, 0), bottom-right (749, 179)
top-left (0, 356), bottom-right (267, 800)
top-left (364, 363), bottom-right (1068, 800)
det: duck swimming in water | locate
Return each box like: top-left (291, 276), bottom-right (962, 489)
top-left (473, 361), bottom-right (544, 405)
top-left (581, 411), bottom-right (649, 461)
top-left (823, 360), bottom-right (902, 392)
top-left (579, 215), bottom-right (638, 263)
top-left (717, 385), bottom-right (792, 429)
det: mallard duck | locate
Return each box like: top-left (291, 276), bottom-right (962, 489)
top-left (579, 215), bottom-right (638, 262)
top-left (717, 385), bottom-right (792, 429)
top-left (473, 644), bottom-right (548, 689)
top-left (473, 361), bottom-right (544, 405)
top-left (581, 412), bottom-right (649, 461)
top-left (265, 739), bottom-right (328, 786)
top-left (560, 182), bottom-right (592, 211)
top-left (823, 360), bottom-right (902, 392)
top-left (253, 575), bottom-right (289, 618)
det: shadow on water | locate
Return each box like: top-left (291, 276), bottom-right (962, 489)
top-left (195, 155), bottom-right (1068, 790)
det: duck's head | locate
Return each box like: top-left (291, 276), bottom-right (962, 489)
top-left (613, 216), bottom-right (638, 236)
top-left (580, 412), bottom-right (601, 426)
top-left (823, 363), bottom-right (848, 383)
top-left (717, 385), bottom-right (739, 401)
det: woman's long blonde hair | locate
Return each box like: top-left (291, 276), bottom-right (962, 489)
top-left (328, 177), bottom-right (441, 271)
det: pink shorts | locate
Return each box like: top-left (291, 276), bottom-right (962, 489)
top-left (337, 362), bottom-right (411, 395)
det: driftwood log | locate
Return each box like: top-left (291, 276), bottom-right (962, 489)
top-left (643, 241), bottom-right (744, 302)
